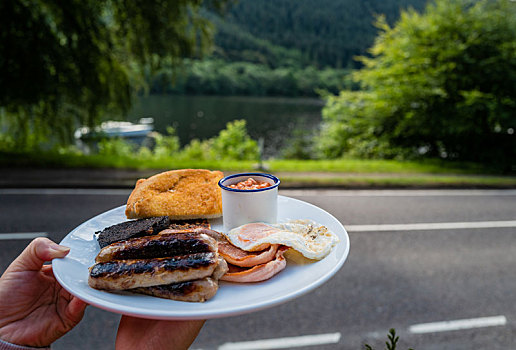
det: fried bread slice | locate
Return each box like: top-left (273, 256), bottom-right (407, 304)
top-left (125, 169), bottom-right (224, 220)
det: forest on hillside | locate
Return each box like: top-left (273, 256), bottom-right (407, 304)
top-left (149, 0), bottom-right (429, 96)
top-left (213, 0), bottom-right (428, 68)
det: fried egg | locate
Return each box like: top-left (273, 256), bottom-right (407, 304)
top-left (224, 219), bottom-right (339, 260)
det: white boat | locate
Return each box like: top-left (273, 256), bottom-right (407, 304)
top-left (74, 118), bottom-right (154, 153)
top-left (74, 118), bottom-right (153, 141)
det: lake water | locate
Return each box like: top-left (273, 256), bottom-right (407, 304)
top-left (127, 95), bottom-right (324, 157)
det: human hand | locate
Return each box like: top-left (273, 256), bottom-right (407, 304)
top-left (116, 316), bottom-right (205, 350)
top-left (0, 237), bottom-right (87, 347)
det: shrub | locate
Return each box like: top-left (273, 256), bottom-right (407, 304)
top-left (317, 0), bottom-right (516, 169)
top-left (210, 120), bottom-right (260, 160)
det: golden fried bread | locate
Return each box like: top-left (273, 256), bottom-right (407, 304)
top-left (125, 169), bottom-right (224, 219)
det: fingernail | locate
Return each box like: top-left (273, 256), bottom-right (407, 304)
top-left (50, 242), bottom-right (70, 253)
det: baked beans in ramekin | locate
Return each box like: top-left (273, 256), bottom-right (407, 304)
top-left (218, 173), bottom-right (280, 231)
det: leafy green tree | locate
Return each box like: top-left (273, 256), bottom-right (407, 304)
top-left (281, 127), bottom-right (315, 160)
top-left (318, 0), bottom-right (516, 168)
top-left (150, 58), bottom-right (350, 97)
top-left (97, 138), bottom-right (134, 157)
top-left (0, 0), bottom-right (227, 149)
top-left (179, 138), bottom-right (215, 161)
top-left (177, 119), bottom-right (259, 161)
top-left (215, 0), bottom-right (428, 68)
top-left (153, 127), bottom-right (181, 158)
top-left (211, 120), bottom-right (259, 160)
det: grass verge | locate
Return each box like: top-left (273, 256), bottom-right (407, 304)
top-left (278, 174), bottom-right (516, 188)
top-left (1, 150), bottom-right (515, 188)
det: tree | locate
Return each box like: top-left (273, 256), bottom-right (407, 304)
top-left (317, 0), bottom-right (516, 169)
top-left (211, 120), bottom-right (259, 160)
top-left (0, 0), bottom-right (227, 149)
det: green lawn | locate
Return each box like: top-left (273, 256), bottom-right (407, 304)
top-left (0, 150), bottom-right (495, 173)
top-left (2, 150), bottom-right (514, 188)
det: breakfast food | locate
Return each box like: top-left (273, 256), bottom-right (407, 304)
top-left (228, 177), bottom-right (272, 190)
top-left (200, 228), bottom-right (287, 283)
top-left (133, 277), bottom-right (220, 302)
top-left (95, 232), bottom-right (218, 262)
top-left (202, 229), bottom-right (279, 267)
top-left (125, 169), bottom-right (224, 219)
top-left (166, 219), bottom-right (211, 233)
top-left (89, 216), bottom-right (228, 302)
top-left (87, 169), bottom-right (340, 302)
top-left (133, 256), bottom-right (228, 302)
top-left (88, 252), bottom-right (220, 290)
top-left (224, 219), bottom-right (339, 260)
top-left (220, 246), bottom-right (289, 283)
top-left (96, 216), bottom-right (171, 248)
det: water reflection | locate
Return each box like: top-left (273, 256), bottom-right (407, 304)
top-left (127, 95), bottom-right (324, 157)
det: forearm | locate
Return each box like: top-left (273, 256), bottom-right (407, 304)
top-left (0, 338), bottom-right (50, 350)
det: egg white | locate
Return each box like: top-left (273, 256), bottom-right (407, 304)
top-left (225, 219), bottom-right (339, 260)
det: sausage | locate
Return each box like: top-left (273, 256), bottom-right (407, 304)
top-left (132, 277), bottom-right (219, 302)
top-left (131, 256), bottom-right (228, 302)
top-left (95, 232), bottom-right (217, 262)
top-left (212, 257), bottom-right (229, 280)
top-left (88, 252), bottom-right (218, 290)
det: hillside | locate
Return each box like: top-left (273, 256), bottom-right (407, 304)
top-left (149, 0), bottom-right (430, 96)
top-left (211, 0), bottom-right (429, 68)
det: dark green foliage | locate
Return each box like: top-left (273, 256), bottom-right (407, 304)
top-left (159, 0), bottom-right (427, 98)
top-left (87, 119), bottom-right (259, 161)
top-left (0, 0), bottom-right (226, 148)
top-left (150, 59), bottom-right (352, 97)
top-left (147, 0), bottom-right (428, 97)
top-left (212, 0), bottom-right (428, 69)
top-left (207, 11), bottom-right (310, 69)
top-left (318, 0), bottom-right (516, 169)
top-left (281, 127), bottom-right (316, 160)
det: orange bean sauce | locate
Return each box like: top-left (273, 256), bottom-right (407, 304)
top-left (228, 177), bottom-right (272, 190)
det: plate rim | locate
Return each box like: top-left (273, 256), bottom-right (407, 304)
top-left (53, 195), bottom-right (350, 320)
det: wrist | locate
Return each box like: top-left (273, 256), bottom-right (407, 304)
top-left (0, 338), bottom-right (50, 350)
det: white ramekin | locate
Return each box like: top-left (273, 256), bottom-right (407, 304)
top-left (218, 173), bottom-right (280, 231)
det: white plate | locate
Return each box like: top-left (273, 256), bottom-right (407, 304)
top-left (53, 195), bottom-right (350, 320)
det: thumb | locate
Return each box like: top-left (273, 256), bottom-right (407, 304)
top-left (5, 237), bottom-right (70, 273)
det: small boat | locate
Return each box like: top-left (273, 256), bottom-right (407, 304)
top-left (74, 118), bottom-right (154, 141)
top-left (74, 118), bottom-right (154, 153)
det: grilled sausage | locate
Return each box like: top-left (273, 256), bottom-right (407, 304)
top-left (95, 232), bottom-right (217, 262)
top-left (132, 277), bottom-right (219, 302)
top-left (131, 256), bottom-right (228, 302)
top-left (88, 252), bottom-right (218, 290)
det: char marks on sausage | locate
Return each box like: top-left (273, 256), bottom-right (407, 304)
top-left (133, 277), bottom-right (219, 302)
top-left (95, 232), bottom-right (217, 262)
top-left (132, 257), bottom-right (228, 302)
top-left (88, 252), bottom-right (218, 290)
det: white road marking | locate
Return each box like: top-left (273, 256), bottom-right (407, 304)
top-left (0, 188), bottom-right (130, 195)
top-left (346, 220), bottom-right (516, 232)
top-left (203, 315), bottom-right (507, 350)
top-left (217, 332), bottom-right (341, 350)
top-left (0, 232), bottom-right (48, 240)
top-left (281, 189), bottom-right (516, 197)
top-left (409, 315), bottom-right (507, 334)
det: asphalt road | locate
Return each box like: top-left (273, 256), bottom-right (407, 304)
top-left (1, 188), bottom-right (515, 350)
